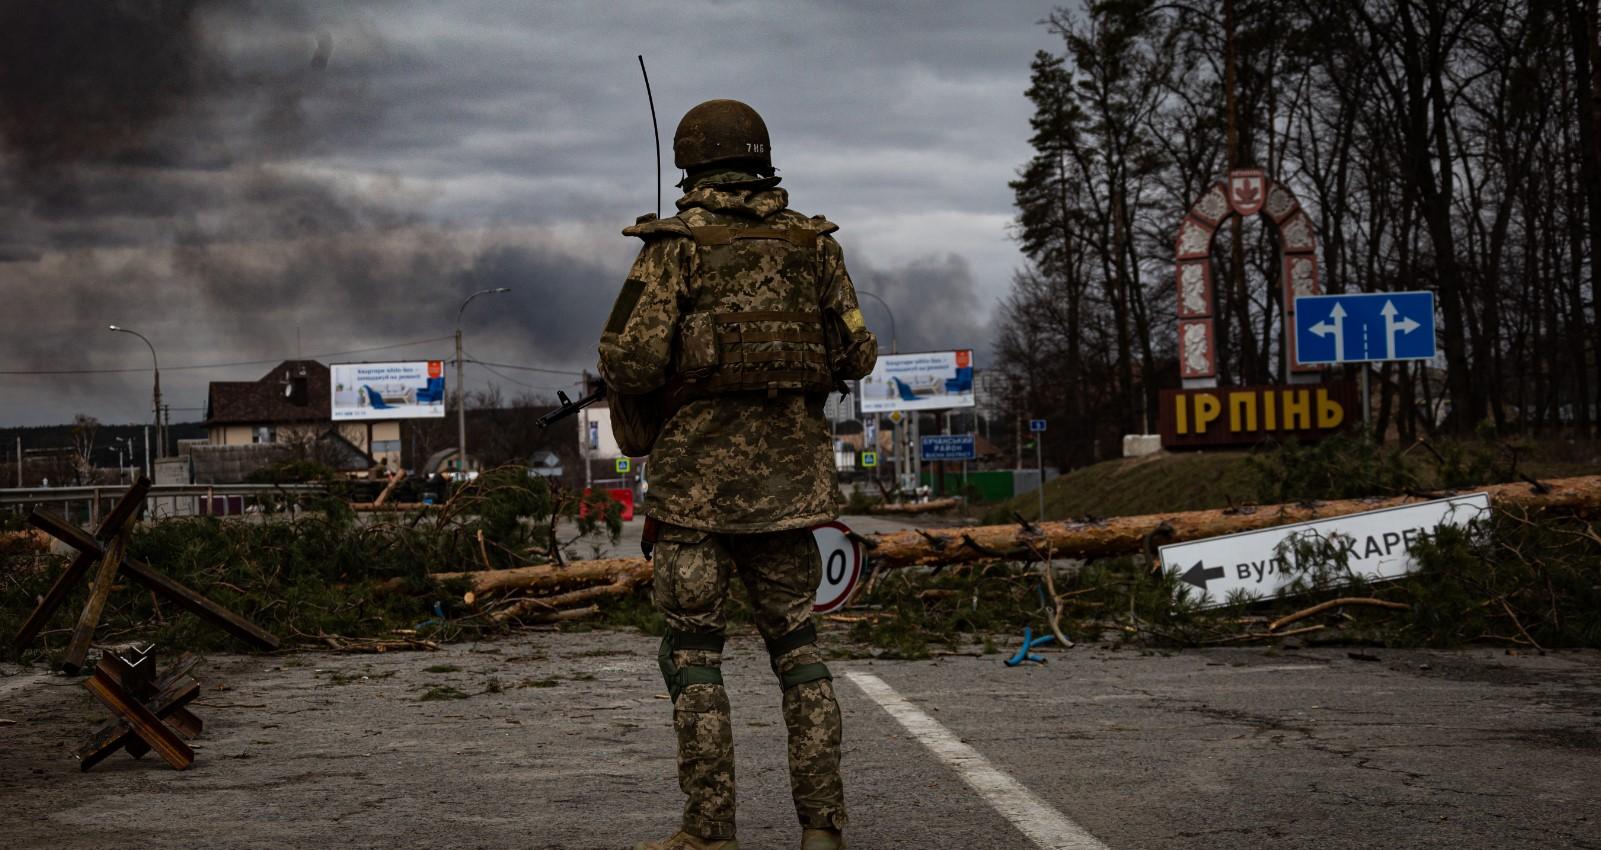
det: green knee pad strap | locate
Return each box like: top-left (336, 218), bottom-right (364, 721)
top-left (764, 621), bottom-right (817, 658)
top-left (779, 661), bottom-right (832, 690)
top-left (658, 630), bottom-right (726, 701)
top-left (766, 623), bottom-right (831, 690)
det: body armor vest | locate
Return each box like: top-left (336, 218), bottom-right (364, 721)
top-left (673, 218), bottom-right (837, 398)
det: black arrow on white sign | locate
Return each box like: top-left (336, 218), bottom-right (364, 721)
top-left (1181, 560), bottom-right (1225, 590)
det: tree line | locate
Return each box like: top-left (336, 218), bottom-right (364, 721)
top-left (996, 0), bottom-right (1601, 470)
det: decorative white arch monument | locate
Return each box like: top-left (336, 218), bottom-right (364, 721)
top-left (1174, 168), bottom-right (1324, 388)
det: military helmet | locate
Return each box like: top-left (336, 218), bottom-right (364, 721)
top-left (673, 99), bottom-right (771, 172)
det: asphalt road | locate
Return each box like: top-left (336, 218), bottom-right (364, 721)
top-left (3, 633), bottom-right (1597, 849)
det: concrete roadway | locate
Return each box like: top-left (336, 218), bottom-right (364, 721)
top-left (2, 630), bottom-right (1598, 849)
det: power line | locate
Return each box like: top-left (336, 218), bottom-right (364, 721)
top-left (461, 349), bottom-right (580, 392)
top-left (461, 359), bottom-right (585, 376)
top-left (0, 336), bottom-right (454, 376)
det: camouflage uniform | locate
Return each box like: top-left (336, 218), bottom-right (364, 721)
top-left (598, 170), bottom-right (876, 843)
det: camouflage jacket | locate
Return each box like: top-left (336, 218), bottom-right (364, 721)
top-left (597, 182), bottom-right (877, 533)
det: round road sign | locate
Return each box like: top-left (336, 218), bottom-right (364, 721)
top-left (811, 521), bottom-right (864, 613)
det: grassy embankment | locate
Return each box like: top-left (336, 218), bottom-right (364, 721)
top-left (987, 436), bottom-right (1601, 522)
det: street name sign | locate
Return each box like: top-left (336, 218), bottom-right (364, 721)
top-left (1157, 493), bottom-right (1489, 608)
top-left (1294, 292), bottom-right (1437, 365)
top-left (920, 434), bottom-right (976, 461)
top-left (812, 521), bottom-right (864, 613)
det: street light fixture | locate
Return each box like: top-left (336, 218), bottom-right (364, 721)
top-left (853, 289), bottom-right (897, 354)
top-left (455, 288), bottom-right (512, 477)
top-left (108, 325), bottom-right (162, 465)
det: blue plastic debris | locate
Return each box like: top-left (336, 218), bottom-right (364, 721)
top-left (1004, 626), bottom-right (1056, 667)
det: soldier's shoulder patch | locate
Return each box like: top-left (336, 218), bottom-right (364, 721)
top-left (842, 307), bottom-right (866, 333)
top-left (622, 214), bottom-right (693, 240)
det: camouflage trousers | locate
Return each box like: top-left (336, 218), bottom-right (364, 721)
top-left (652, 524), bottom-right (846, 841)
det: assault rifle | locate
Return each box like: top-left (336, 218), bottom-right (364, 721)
top-left (535, 380), bottom-right (607, 430)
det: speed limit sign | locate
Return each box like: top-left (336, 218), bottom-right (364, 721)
top-left (811, 521), bottom-right (864, 613)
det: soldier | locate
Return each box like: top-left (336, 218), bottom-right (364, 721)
top-left (597, 99), bottom-right (877, 850)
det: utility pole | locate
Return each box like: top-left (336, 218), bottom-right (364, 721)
top-left (15, 436), bottom-right (21, 487)
top-left (455, 287), bottom-right (512, 478)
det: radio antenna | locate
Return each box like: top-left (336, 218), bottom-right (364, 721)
top-left (638, 54), bottom-right (661, 218)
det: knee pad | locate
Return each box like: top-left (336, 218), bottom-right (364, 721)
top-left (657, 629), bottom-right (725, 701)
top-left (764, 622), bottom-right (832, 691)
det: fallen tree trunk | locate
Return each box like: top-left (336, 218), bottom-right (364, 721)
top-left (371, 469), bottom-right (405, 507)
top-left (434, 557), bottom-right (651, 600)
top-left (870, 498), bottom-right (960, 514)
top-left (352, 502), bottom-right (440, 512)
top-left (867, 474), bottom-right (1601, 569)
top-left (489, 575), bottom-right (647, 624)
top-left (419, 474), bottom-right (1601, 602)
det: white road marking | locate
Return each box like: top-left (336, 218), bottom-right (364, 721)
top-left (845, 671), bottom-right (1111, 850)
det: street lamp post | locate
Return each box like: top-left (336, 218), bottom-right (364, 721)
top-left (455, 288), bottom-right (512, 477)
top-left (113, 437), bottom-right (129, 484)
top-left (108, 325), bottom-right (161, 462)
top-left (854, 290), bottom-right (900, 491)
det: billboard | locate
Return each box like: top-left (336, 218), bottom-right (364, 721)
top-left (331, 361), bottom-right (447, 421)
top-left (859, 350), bottom-right (976, 413)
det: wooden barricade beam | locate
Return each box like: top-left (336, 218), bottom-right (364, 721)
top-left (13, 477), bottom-right (152, 650)
top-left (20, 499), bottom-right (280, 663)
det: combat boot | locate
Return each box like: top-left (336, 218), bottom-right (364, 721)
top-left (633, 831), bottom-right (737, 850)
top-left (800, 828), bottom-right (844, 850)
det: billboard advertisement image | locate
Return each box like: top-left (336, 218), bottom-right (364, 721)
top-left (859, 350), bottom-right (975, 413)
top-left (331, 361), bottom-right (447, 421)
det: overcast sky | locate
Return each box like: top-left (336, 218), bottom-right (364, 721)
top-left (0, 0), bottom-right (1064, 427)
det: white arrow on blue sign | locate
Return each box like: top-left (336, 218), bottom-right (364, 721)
top-left (1294, 292), bottom-right (1437, 365)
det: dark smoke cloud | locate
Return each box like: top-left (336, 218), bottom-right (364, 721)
top-left (0, 1), bottom-right (1048, 426)
top-left (855, 253), bottom-right (991, 360)
top-left (0, 1), bottom-right (214, 172)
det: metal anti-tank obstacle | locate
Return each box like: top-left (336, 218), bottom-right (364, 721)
top-left (77, 647), bottom-right (205, 771)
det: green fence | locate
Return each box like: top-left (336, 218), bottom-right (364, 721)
top-left (919, 469), bottom-right (1017, 503)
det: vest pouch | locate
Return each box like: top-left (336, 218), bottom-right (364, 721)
top-left (609, 388), bottom-right (665, 457)
top-left (675, 311), bottom-right (720, 382)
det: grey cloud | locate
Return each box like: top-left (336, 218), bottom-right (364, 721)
top-left (0, 0), bottom-right (1059, 425)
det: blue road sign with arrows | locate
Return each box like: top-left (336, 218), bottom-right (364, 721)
top-left (1293, 292), bottom-right (1437, 365)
